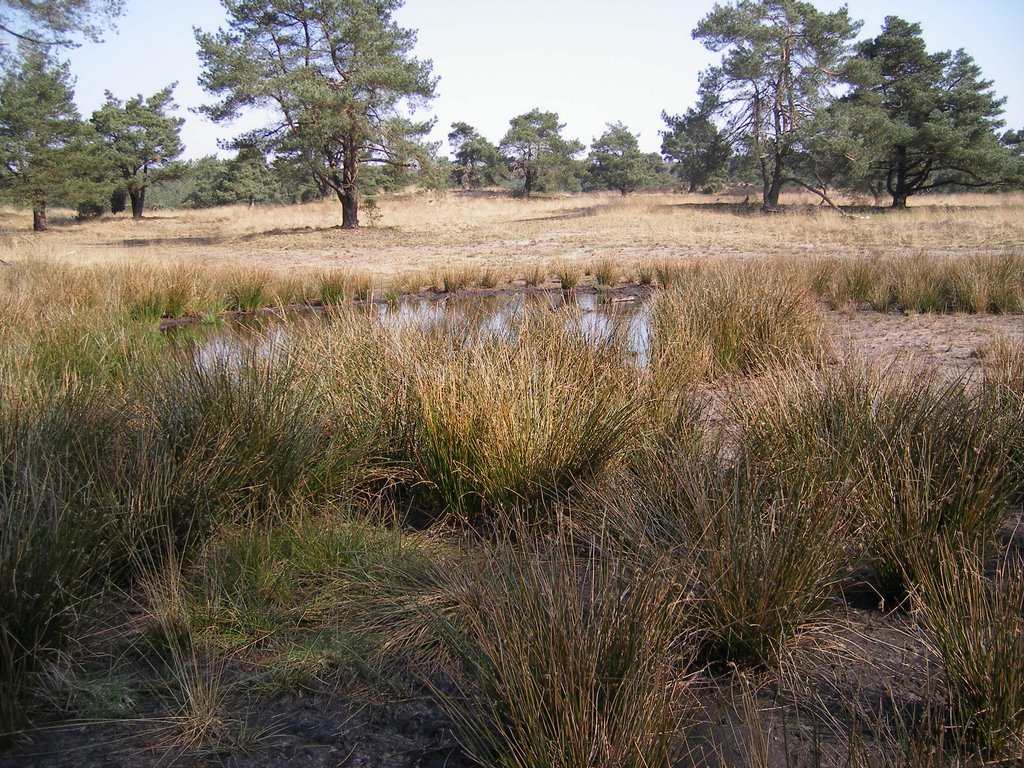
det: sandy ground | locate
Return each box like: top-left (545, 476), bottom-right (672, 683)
top-left (829, 309), bottom-right (1024, 373)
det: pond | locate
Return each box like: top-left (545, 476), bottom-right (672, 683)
top-left (167, 290), bottom-right (655, 368)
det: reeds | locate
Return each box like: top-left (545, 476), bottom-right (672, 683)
top-left (811, 252), bottom-right (1024, 313)
top-left (649, 263), bottom-right (828, 381)
top-left (731, 360), bottom-right (1016, 601)
top-left (405, 309), bottom-right (642, 526)
top-left (2, 242), bottom-right (1024, 762)
top-left (0, 386), bottom-right (119, 732)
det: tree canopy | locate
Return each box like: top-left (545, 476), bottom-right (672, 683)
top-left (693, 0), bottom-right (861, 207)
top-left (499, 109), bottom-right (583, 198)
top-left (448, 122), bottom-right (506, 189)
top-left (661, 105), bottom-right (731, 193)
top-left (0, 49), bottom-right (104, 230)
top-left (196, 0), bottom-right (437, 228)
top-left (848, 16), bottom-right (1015, 207)
top-left (587, 122), bottom-right (655, 195)
top-left (91, 85), bottom-right (185, 219)
top-left (0, 0), bottom-right (123, 54)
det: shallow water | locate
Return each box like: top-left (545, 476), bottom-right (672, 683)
top-left (167, 291), bottom-right (654, 367)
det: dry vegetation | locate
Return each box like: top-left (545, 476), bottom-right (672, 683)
top-left (0, 192), bottom-right (1023, 767)
top-left (2, 189), bottom-right (1023, 281)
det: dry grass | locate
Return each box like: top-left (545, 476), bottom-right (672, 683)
top-left (3, 191), bottom-right (1022, 283)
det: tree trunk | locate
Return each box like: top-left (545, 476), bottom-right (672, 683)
top-left (688, 179), bottom-right (698, 193)
top-left (888, 147), bottom-right (911, 209)
top-left (129, 187), bottom-right (145, 219)
top-left (341, 143), bottom-right (359, 229)
top-left (765, 173), bottom-right (785, 208)
top-left (32, 202), bottom-right (47, 232)
top-left (340, 188), bottom-right (358, 228)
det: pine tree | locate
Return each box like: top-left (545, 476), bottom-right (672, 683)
top-left (0, 49), bottom-right (102, 231)
top-left (693, 0), bottom-right (861, 208)
top-left (499, 109), bottom-right (583, 198)
top-left (849, 16), bottom-right (1015, 207)
top-left (448, 122), bottom-right (506, 189)
top-left (587, 122), bottom-right (655, 196)
top-left (91, 85), bottom-right (185, 219)
top-left (196, 0), bottom-right (437, 229)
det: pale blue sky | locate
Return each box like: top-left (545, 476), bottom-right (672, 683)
top-left (63, 0), bottom-right (1024, 160)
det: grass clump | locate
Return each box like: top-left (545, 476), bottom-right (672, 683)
top-left (0, 387), bottom-right (121, 732)
top-left (732, 360), bottom-right (1015, 602)
top-left (619, 442), bottom-right (851, 668)
top-left (650, 264), bottom-right (827, 381)
top-left (430, 539), bottom-right (692, 768)
top-left (317, 270), bottom-right (353, 305)
top-left (913, 542), bottom-right (1024, 758)
top-left (811, 252), bottom-right (1024, 314)
top-left (405, 311), bottom-right (641, 527)
top-left (225, 272), bottom-right (270, 312)
top-left (592, 258), bottom-right (617, 287)
top-left (554, 262), bottom-right (582, 291)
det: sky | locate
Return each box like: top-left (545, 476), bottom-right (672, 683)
top-left (60, 0), bottom-right (1024, 160)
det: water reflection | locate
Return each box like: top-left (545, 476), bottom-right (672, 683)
top-left (168, 291), bottom-right (653, 367)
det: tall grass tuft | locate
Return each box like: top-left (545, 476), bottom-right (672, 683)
top-left (0, 387), bottom-right (119, 732)
top-left (430, 539), bottom-right (693, 768)
top-left (592, 258), bottom-right (617, 287)
top-left (128, 336), bottom-right (376, 548)
top-left (225, 272), bottom-right (270, 311)
top-left (554, 262), bottom-right (582, 291)
top-left (810, 252), bottom-right (1024, 314)
top-left (317, 270), bottom-right (353, 305)
top-left (650, 264), bottom-right (827, 381)
top-left (405, 310), bottom-right (641, 527)
top-left (618, 442), bottom-right (852, 668)
top-left (913, 541), bottom-right (1024, 758)
top-left (732, 360), bottom-right (1015, 601)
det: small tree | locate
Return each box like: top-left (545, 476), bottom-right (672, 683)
top-left (693, 0), bottom-right (861, 208)
top-left (499, 109), bottom-right (583, 198)
top-left (0, 49), bottom-right (103, 231)
top-left (850, 16), bottom-right (1015, 208)
top-left (91, 84), bottom-right (184, 219)
top-left (660, 106), bottom-right (731, 192)
top-left (448, 122), bottom-right (506, 189)
top-left (587, 122), bottom-right (655, 195)
top-left (196, 0), bottom-right (437, 229)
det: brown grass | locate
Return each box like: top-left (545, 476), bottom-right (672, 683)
top-left (3, 191), bottom-right (1021, 283)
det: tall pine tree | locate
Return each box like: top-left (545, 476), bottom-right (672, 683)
top-left (196, 0), bottom-right (436, 228)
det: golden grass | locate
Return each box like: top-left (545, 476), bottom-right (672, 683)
top-left (2, 191), bottom-right (1021, 283)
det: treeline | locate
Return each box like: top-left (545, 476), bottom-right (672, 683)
top-left (444, 10), bottom-right (1024, 208)
top-left (2, 0), bottom-right (1023, 230)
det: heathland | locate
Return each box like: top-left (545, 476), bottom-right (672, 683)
top-left (0, 189), bottom-right (1023, 767)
